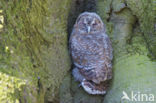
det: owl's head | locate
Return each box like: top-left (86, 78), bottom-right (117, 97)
top-left (75, 12), bottom-right (105, 34)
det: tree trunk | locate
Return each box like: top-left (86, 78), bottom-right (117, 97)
top-left (0, 0), bottom-right (71, 103)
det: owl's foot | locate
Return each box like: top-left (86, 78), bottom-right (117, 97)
top-left (72, 67), bottom-right (85, 82)
top-left (78, 83), bottom-right (82, 87)
top-left (81, 79), bottom-right (107, 95)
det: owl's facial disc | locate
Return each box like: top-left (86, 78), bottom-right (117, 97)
top-left (77, 14), bottom-right (103, 33)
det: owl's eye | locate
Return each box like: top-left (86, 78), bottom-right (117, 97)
top-left (92, 23), bottom-right (97, 26)
top-left (83, 22), bottom-right (87, 25)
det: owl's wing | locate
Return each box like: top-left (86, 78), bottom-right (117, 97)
top-left (79, 34), bottom-right (113, 84)
top-left (69, 30), bottom-right (84, 68)
top-left (100, 33), bottom-right (113, 80)
top-left (69, 30), bottom-right (93, 69)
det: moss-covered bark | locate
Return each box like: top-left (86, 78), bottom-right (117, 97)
top-left (0, 0), bottom-right (71, 102)
top-left (99, 0), bottom-right (156, 103)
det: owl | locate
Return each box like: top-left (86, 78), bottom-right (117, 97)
top-left (69, 12), bottom-right (113, 95)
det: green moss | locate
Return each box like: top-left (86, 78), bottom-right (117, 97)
top-left (0, 72), bottom-right (26, 103)
top-left (97, 0), bottom-right (156, 59)
top-left (96, 0), bottom-right (156, 103)
top-left (97, 0), bottom-right (113, 37)
top-left (125, 0), bottom-right (156, 59)
top-left (103, 55), bottom-right (156, 103)
top-left (0, 0), bottom-right (71, 102)
top-left (112, 0), bottom-right (125, 12)
top-left (59, 73), bottom-right (73, 103)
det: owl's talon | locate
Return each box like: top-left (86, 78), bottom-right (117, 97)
top-left (78, 83), bottom-right (82, 87)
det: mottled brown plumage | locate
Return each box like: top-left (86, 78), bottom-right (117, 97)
top-left (69, 12), bottom-right (113, 95)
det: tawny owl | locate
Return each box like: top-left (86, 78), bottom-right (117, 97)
top-left (69, 12), bottom-right (113, 95)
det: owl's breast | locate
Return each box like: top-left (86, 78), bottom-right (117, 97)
top-left (71, 34), bottom-right (105, 69)
top-left (79, 34), bottom-right (103, 54)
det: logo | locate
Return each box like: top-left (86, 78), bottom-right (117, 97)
top-left (121, 91), bottom-right (155, 102)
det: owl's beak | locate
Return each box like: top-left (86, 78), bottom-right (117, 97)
top-left (87, 26), bottom-right (91, 33)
